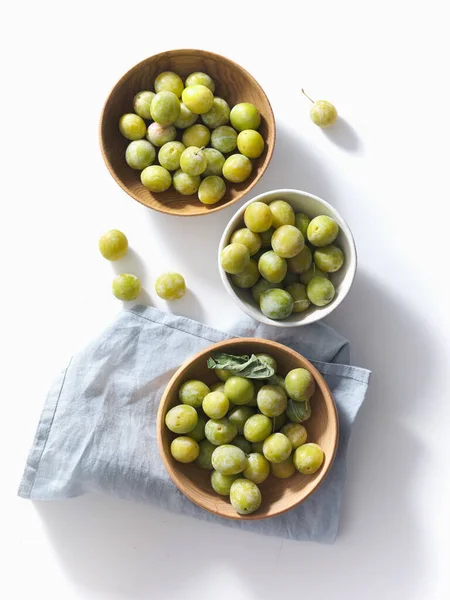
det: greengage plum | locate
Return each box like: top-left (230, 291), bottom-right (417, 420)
top-left (158, 141), bottom-right (185, 171)
top-left (269, 200), bottom-right (295, 228)
top-left (182, 124), bottom-right (211, 148)
top-left (231, 260), bottom-right (260, 288)
top-left (285, 282), bottom-right (310, 313)
top-left (220, 243), bottom-right (250, 274)
top-left (172, 169), bottom-right (201, 195)
top-left (112, 273), bottom-right (141, 301)
top-left (146, 122), bottom-right (176, 146)
top-left (271, 225), bottom-right (305, 258)
top-left (211, 444), bottom-right (247, 475)
top-left (307, 215), bottom-right (339, 247)
top-left (165, 404), bottom-right (198, 434)
top-left (155, 272), bottom-right (186, 300)
top-left (182, 84), bottom-right (214, 114)
top-left (243, 414), bottom-right (272, 442)
top-left (281, 422), bottom-right (308, 449)
top-left (230, 228), bottom-right (262, 256)
top-left (203, 391), bottom-right (229, 419)
top-left (230, 103), bottom-right (261, 131)
top-left (154, 71), bottom-right (184, 97)
top-left (125, 140), bottom-right (156, 170)
top-left (260, 288), bottom-right (293, 320)
top-left (257, 385), bottom-right (287, 417)
top-left (243, 452), bottom-right (270, 484)
top-left (99, 229), bottom-right (128, 261)
top-left (237, 130), bottom-right (264, 158)
top-left (228, 405), bottom-right (255, 435)
top-left (185, 72), bottom-right (215, 93)
top-left (196, 439), bottom-right (216, 469)
top-left (140, 165), bottom-right (172, 192)
top-left (204, 418), bottom-right (237, 445)
top-left (174, 102), bottom-right (198, 129)
top-left (294, 443), bottom-right (324, 473)
top-left (244, 202), bottom-right (273, 233)
top-left (307, 277), bottom-right (336, 306)
top-left (258, 251), bottom-right (287, 283)
top-left (179, 380), bottom-right (210, 408)
top-left (287, 246), bottom-right (312, 274)
top-left (313, 245), bottom-right (344, 272)
top-left (202, 148), bottom-right (225, 177)
top-left (150, 91), bottom-right (180, 125)
top-left (222, 154), bottom-right (252, 183)
top-left (211, 471), bottom-right (238, 495)
top-left (198, 176), bottom-right (226, 205)
top-left (285, 368), bottom-right (315, 401)
top-left (224, 377), bottom-right (254, 405)
top-left (211, 126), bottom-right (237, 153)
top-left (262, 433), bottom-right (292, 463)
top-left (230, 478), bottom-right (262, 514)
top-left (133, 91), bottom-right (155, 120)
top-left (201, 97), bottom-right (230, 128)
top-left (179, 146), bottom-right (207, 176)
top-left (119, 113), bottom-right (146, 140)
top-left (170, 436), bottom-right (199, 463)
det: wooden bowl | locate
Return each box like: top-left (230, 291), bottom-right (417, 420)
top-left (99, 49), bottom-right (276, 216)
top-left (156, 338), bottom-right (339, 520)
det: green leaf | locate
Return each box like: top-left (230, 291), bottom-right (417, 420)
top-left (206, 352), bottom-right (275, 379)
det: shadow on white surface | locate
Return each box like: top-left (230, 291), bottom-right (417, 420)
top-left (33, 270), bottom-right (435, 599)
top-left (322, 118), bottom-right (362, 153)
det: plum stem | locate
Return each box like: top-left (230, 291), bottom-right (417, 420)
top-left (195, 146), bottom-right (206, 155)
top-left (301, 89), bottom-right (315, 104)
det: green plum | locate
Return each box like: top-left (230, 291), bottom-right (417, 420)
top-left (295, 213), bottom-right (311, 239)
top-left (258, 251), bottom-right (287, 283)
top-left (255, 353), bottom-right (277, 372)
top-left (282, 272), bottom-right (298, 286)
top-left (158, 141), bottom-right (185, 171)
top-left (174, 102), bottom-right (198, 129)
top-left (155, 272), bottom-right (186, 300)
top-left (232, 436), bottom-right (252, 454)
top-left (244, 202), bottom-right (273, 233)
top-left (182, 124), bottom-right (211, 148)
top-left (203, 391), bottom-right (229, 419)
top-left (294, 443), bottom-right (324, 473)
top-left (271, 225), bottom-right (305, 258)
top-left (150, 91), bottom-right (180, 125)
top-left (179, 146), bottom-right (207, 176)
top-left (140, 165), bottom-right (172, 192)
top-left (285, 368), bottom-right (315, 401)
top-left (146, 122), bottom-right (176, 146)
top-left (133, 91), bottom-right (155, 119)
top-left (165, 404), bottom-right (198, 434)
top-left (243, 414), bottom-right (272, 442)
top-left (230, 228), bottom-right (262, 256)
top-left (285, 283), bottom-right (310, 313)
top-left (215, 369), bottom-right (232, 382)
top-left (172, 169), bottom-right (201, 195)
top-left (281, 422), bottom-right (308, 449)
top-left (231, 259), bottom-right (260, 289)
top-left (224, 377), bottom-right (254, 405)
top-left (286, 399), bottom-right (311, 423)
top-left (271, 456), bottom-right (296, 479)
top-left (257, 385), bottom-right (287, 417)
top-left (230, 478), bottom-right (262, 514)
top-left (154, 71), bottom-right (184, 97)
top-left (125, 140), bottom-right (156, 170)
top-left (314, 245), bottom-right (344, 273)
top-left (237, 130), bottom-right (264, 158)
top-left (299, 265), bottom-right (329, 285)
top-left (198, 176), bottom-right (226, 205)
top-left (269, 200), bottom-right (295, 228)
top-left (211, 444), bottom-right (247, 475)
top-left (220, 243), bottom-right (250, 274)
top-left (252, 279), bottom-right (280, 303)
top-left (188, 414), bottom-right (207, 442)
top-left (211, 471), bottom-right (238, 495)
top-left (272, 375), bottom-right (287, 393)
top-left (185, 72), bottom-right (215, 93)
top-left (179, 380), bottom-right (210, 408)
top-left (243, 452), bottom-right (270, 484)
top-left (211, 126), bottom-right (237, 153)
top-left (99, 229), bottom-right (128, 261)
top-left (204, 418), bottom-right (237, 445)
top-left (119, 113), bottom-right (146, 140)
top-left (170, 436), bottom-right (199, 463)
top-left (196, 439), bottom-right (216, 469)
top-left (202, 148), bottom-right (226, 177)
top-left (252, 441), bottom-right (264, 453)
top-left (260, 288), bottom-right (293, 320)
top-left (272, 411), bottom-right (286, 431)
top-left (210, 381), bottom-right (226, 393)
top-left (302, 89), bottom-right (338, 128)
top-left (259, 227), bottom-right (275, 248)
top-left (112, 273), bottom-right (141, 301)
top-left (228, 405), bottom-right (255, 435)
top-left (182, 84), bottom-right (214, 114)
top-left (262, 433), bottom-right (292, 463)
top-left (307, 215), bottom-right (339, 247)
top-left (222, 154), bottom-right (252, 183)
top-left (201, 97), bottom-right (230, 128)
top-left (307, 277), bottom-right (336, 306)
top-left (230, 103), bottom-right (261, 131)
top-left (287, 246), bottom-right (312, 274)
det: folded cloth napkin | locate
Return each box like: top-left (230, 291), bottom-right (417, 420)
top-left (19, 305), bottom-right (370, 543)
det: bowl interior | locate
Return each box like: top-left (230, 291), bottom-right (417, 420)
top-left (100, 49), bottom-right (275, 216)
top-left (219, 189), bottom-right (357, 326)
top-left (157, 338), bottom-right (338, 520)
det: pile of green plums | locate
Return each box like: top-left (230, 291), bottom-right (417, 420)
top-left (118, 70), bottom-right (265, 206)
top-left (164, 353), bottom-right (325, 516)
top-left (220, 200), bottom-right (345, 320)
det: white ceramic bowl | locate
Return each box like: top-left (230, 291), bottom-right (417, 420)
top-left (218, 189), bottom-right (357, 327)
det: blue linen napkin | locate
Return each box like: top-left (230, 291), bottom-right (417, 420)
top-left (18, 305), bottom-right (370, 543)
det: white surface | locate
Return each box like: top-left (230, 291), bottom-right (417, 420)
top-left (2, 1), bottom-right (450, 599)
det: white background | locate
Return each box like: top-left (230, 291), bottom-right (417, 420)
top-left (2, 1), bottom-right (450, 598)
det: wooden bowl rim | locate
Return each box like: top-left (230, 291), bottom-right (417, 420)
top-left (98, 48), bottom-right (276, 217)
top-left (156, 337), bottom-right (339, 520)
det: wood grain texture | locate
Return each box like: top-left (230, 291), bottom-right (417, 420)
top-left (99, 49), bottom-right (276, 217)
top-left (156, 338), bottom-right (339, 520)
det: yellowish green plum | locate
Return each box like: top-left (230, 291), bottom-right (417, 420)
top-left (172, 169), bottom-right (201, 195)
top-left (307, 277), bottom-right (336, 306)
top-left (283, 272), bottom-right (298, 286)
top-left (202, 148), bottom-right (225, 177)
top-left (273, 375), bottom-right (287, 393)
top-left (154, 71), bottom-right (184, 97)
top-left (271, 456), bottom-right (296, 479)
top-left (243, 452), bottom-right (270, 484)
top-left (222, 154), bottom-right (252, 183)
top-left (188, 414), bottom-right (207, 442)
top-left (271, 225), bottom-right (305, 258)
top-left (252, 441), bottom-right (264, 453)
top-left (294, 442), bottom-right (324, 473)
top-left (224, 377), bottom-right (254, 405)
top-left (141, 165), bottom-right (172, 192)
top-left (205, 418), bottom-right (237, 445)
top-left (182, 124), bottom-right (211, 147)
top-left (237, 130), bottom-right (265, 158)
top-left (198, 176), bottom-right (226, 205)
top-left (220, 243), bottom-right (250, 274)
top-left (211, 126), bottom-right (237, 153)
top-left (133, 91), bottom-right (155, 119)
top-left (244, 202), bottom-right (273, 233)
top-left (215, 369), bottom-right (232, 382)
top-left (126, 140), bottom-right (156, 170)
top-left (228, 405), bottom-right (255, 434)
top-left (180, 146), bottom-right (207, 176)
top-left (259, 226), bottom-right (275, 247)
top-left (112, 273), bottom-right (141, 301)
top-left (307, 216), bottom-right (339, 247)
top-left (230, 102), bottom-right (261, 131)
top-left (231, 260), bottom-right (260, 289)
top-left (286, 399), bottom-right (311, 423)
top-left (299, 264), bottom-right (329, 285)
top-left (150, 91), bottom-right (180, 125)
top-left (179, 380), bottom-right (210, 408)
top-left (232, 436), bottom-right (252, 454)
top-left (165, 404), bottom-right (198, 434)
top-left (285, 368), bottom-right (315, 402)
top-left (211, 471), bottom-right (238, 495)
top-left (230, 478), bottom-right (262, 514)
top-left (210, 381), bottom-right (226, 393)
top-left (196, 439), bottom-right (216, 469)
top-left (174, 102), bottom-right (198, 129)
top-left (170, 436), bottom-right (199, 463)
top-left (255, 353), bottom-right (277, 372)
top-left (295, 213), bottom-right (311, 239)
top-left (272, 411), bottom-right (287, 431)
top-left (258, 251), bottom-right (287, 283)
top-left (185, 72), bottom-right (215, 93)
top-left (230, 228), bottom-right (261, 256)
top-left (287, 246), bottom-right (312, 274)
top-left (314, 245), bottom-right (344, 273)
top-left (285, 283), bottom-right (310, 313)
top-left (155, 272), bottom-right (186, 300)
top-left (212, 444), bottom-right (247, 475)
top-left (269, 200), bottom-right (295, 228)
top-left (302, 90), bottom-right (338, 128)
top-left (99, 229), bottom-right (128, 261)
top-left (257, 385), bottom-right (287, 417)
top-left (281, 422), bottom-right (308, 449)
top-left (260, 288), bottom-right (293, 320)
top-left (243, 414), bottom-right (272, 442)
top-left (263, 433), bottom-right (292, 463)
top-left (203, 391), bottom-right (229, 419)
top-left (119, 113), bottom-right (146, 140)
top-left (158, 141), bottom-right (185, 171)
top-left (182, 84), bottom-right (214, 114)
top-left (146, 122), bottom-right (176, 146)
top-left (252, 279), bottom-right (280, 303)
top-left (201, 97), bottom-right (230, 128)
